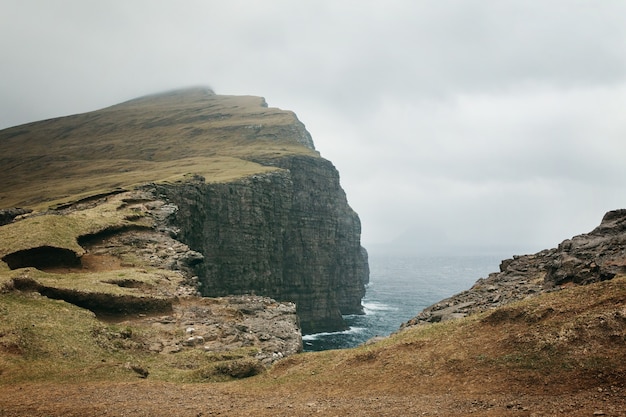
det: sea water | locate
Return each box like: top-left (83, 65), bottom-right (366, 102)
top-left (303, 254), bottom-right (503, 351)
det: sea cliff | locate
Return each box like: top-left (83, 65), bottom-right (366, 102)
top-left (149, 153), bottom-right (368, 333)
top-left (1, 90), bottom-right (625, 412)
top-left (0, 87), bottom-right (369, 334)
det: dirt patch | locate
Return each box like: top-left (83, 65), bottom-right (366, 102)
top-left (77, 225), bottom-right (152, 247)
top-left (2, 248), bottom-right (125, 274)
top-left (79, 253), bottom-right (124, 272)
top-left (102, 277), bottom-right (153, 289)
top-left (39, 253), bottom-right (125, 274)
top-left (41, 287), bottom-right (173, 317)
top-left (0, 379), bottom-right (623, 417)
top-left (0, 339), bottom-right (23, 355)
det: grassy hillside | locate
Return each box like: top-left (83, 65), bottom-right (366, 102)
top-left (0, 87), bottom-right (320, 393)
top-left (0, 87), bottom-right (318, 209)
top-left (1, 276), bottom-right (624, 415)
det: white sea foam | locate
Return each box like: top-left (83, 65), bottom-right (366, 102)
top-left (302, 326), bottom-right (367, 341)
top-left (362, 301), bottom-right (397, 314)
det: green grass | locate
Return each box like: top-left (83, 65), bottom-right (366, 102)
top-left (0, 292), bottom-right (133, 383)
top-left (0, 195), bottom-right (153, 259)
top-left (3, 266), bottom-right (181, 297)
top-left (0, 291), bottom-right (265, 384)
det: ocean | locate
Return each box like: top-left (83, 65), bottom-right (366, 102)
top-left (303, 253), bottom-right (503, 351)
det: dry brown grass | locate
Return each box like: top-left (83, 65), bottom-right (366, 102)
top-left (260, 276), bottom-right (626, 396)
top-left (0, 276), bottom-right (624, 416)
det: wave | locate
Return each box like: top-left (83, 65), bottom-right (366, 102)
top-left (362, 301), bottom-right (397, 314)
top-left (302, 326), bottom-right (367, 341)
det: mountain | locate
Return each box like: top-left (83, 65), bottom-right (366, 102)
top-left (0, 87), bottom-right (369, 334)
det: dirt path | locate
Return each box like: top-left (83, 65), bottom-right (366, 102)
top-left (1, 379), bottom-right (624, 416)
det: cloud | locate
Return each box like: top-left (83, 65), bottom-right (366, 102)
top-left (323, 81), bottom-right (626, 253)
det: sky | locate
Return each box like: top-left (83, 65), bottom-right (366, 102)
top-left (2, 0), bottom-right (626, 257)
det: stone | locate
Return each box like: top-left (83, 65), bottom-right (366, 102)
top-left (131, 295), bottom-right (302, 365)
top-left (148, 342), bottom-right (163, 352)
top-left (125, 362), bottom-right (149, 378)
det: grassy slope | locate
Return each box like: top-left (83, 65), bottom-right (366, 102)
top-left (0, 276), bottom-right (623, 416)
top-left (265, 276), bottom-right (626, 394)
top-left (0, 87), bottom-right (318, 209)
top-left (2, 274), bottom-right (623, 386)
top-left (0, 195), bottom-right (152, 258)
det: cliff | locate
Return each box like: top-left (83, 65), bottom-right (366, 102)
top-left (2, 209), bottom-right (624, 414)
top-left (0, 87), bottom-right (368, 334)
top-left (152, 154), bottom-right (366, 333)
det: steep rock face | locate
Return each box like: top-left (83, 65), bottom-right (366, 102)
top-left (402, 209), bottom-right (626, 328)
top-left (545, 209), bottom-right (626, 286)
top-left (152, 154), bottom-right (368, 334)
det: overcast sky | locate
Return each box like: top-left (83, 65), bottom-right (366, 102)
top-left (2, 1), bottom-right (626, 257)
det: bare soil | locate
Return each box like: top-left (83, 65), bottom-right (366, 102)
top-left (0, 377), bottom-right (623, 416)
top-left (42, 253), bottom-right (123, 274)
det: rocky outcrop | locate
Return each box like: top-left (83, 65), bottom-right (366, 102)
top-left (545, 209), bottom-right (626, 286)
top-left (402, 209), bottom-right (626, 328)
top-left (151, 154), bottom-right (368, 334)
top-left (118, 295), bottom-right (302, 366)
